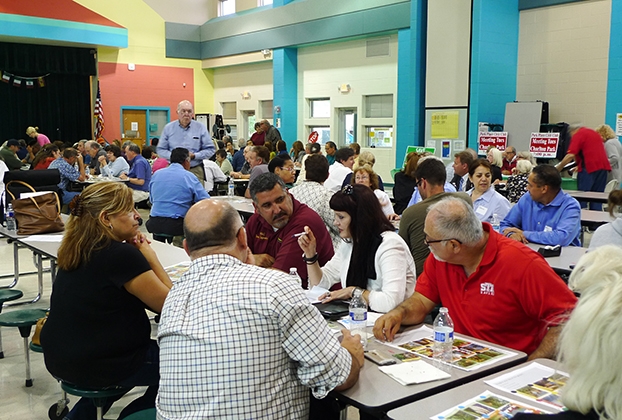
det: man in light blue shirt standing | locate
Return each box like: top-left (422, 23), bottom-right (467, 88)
top-left (158, 100), bottom-right (215, 183)
top-left (500, 164), bottom-right (581, 246)
top-left (146, 147), bottom-right (209, 247)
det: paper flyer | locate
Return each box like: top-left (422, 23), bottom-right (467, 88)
top-left (164, 261), bottom-right (192, 282)
top-left (485, 362), bottom-right (568, 410)
top-left (430, 390), bottom-right (549, 419)
top-left (382, 326), bottom-right (516, 371)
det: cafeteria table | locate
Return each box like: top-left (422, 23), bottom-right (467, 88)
top-left (387, 358), bottom-right (564, 419)
top-left (333, 325), bottom-right (527, 418)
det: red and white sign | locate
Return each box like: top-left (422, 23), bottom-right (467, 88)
top-left (308, 131), bottom-right (319, 143)
top-left (529, 132), bottom-right (559, 158)
top-left (478, 132), bottom-right (507, 153)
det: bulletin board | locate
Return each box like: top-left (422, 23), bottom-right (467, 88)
top-left (424, 108), bottom-right (469, 164)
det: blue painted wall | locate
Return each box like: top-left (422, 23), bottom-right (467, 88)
top-left (469, 0), bottom-right (519, 147)
top-left (273, 48), bottom-right (298, 145)
top-left (606, 0), bottom-right (622, 130)
top-left (395, 0), bottom-right (426, 169)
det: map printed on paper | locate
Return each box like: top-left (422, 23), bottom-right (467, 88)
top-left (430, 390), bottom-right (549, 420)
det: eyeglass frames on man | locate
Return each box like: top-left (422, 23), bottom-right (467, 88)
top-left (423, 237), bottom-right (462, 246)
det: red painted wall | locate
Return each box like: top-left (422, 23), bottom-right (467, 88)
top-left (0, 0), bottom-right (123, 27)
top-left (98, 62), bottom-right (194, 141)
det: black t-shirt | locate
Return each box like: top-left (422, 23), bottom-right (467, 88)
top-left (41, 241), bottom-right (152, 387)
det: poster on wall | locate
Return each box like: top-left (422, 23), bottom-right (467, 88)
top-left (477, 132), bottom-right (507, 154)
top-left (529, 132), bottom-right (559, 158)
top-left (442, 140), bottom-right (451, 158)
top-left (617, 113), bottom-right (622, 136)
top-left (431, 111), bottom-right (460, 139)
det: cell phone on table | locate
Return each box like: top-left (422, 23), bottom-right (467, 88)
top-left (365, 349), bottom-right (396, 366)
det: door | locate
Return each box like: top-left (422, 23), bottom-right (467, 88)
top-left (243, 111), bottom-right (256, 141)
top-left (122, 109), bottom-right (147, 150)
top-left (337, 108), bottom-right (357, 147)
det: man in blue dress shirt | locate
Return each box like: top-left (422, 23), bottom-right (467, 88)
top-left (500, 164), bottom-right (581, 246)
top-left (146, 147), bottom-right (209, 247)
top-left (157, 100), bottom-right (215, 183)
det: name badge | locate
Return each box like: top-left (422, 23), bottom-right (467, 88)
top-left (475, 205), bottom-right (488, 216)
top-left (544, 225), bottom-right (553, 232)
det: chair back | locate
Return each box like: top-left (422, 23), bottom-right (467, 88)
top-left (3, 169), bottom-right (61, 205)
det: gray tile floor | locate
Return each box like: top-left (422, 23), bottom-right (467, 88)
top-left (0, 209), bottom-right (359, 419)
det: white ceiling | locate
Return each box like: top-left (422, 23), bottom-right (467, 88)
top-left (143, 0), bottom-right (212, 25)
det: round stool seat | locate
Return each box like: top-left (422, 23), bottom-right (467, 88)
top-left (122, 408), bottom-right (156, 419)
top-left (0, 290), bottom-right (23, 306)
top-left (0, 309), bottom-right (47, 328)
top-left (29, 341), bottom-right (43, 353)
top-left (60, 382), bottom-right (131, 399)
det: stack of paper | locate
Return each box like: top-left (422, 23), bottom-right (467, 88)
top-left (379, 360), bottom-right (451, 386)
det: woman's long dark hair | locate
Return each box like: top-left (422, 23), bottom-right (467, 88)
top-left (330, 184), bottom-right (394, 289)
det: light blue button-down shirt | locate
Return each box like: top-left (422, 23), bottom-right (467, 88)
top-left (149, 163), bottom-right (209, 219)
top-left (158, 120), bottom-right (215, 168)
top-left (500, 190), bottom-right (581, 246)
top-left (468, 186), bottom-right (511, 223)
top-left (407, 182), bottom-right (456, 208)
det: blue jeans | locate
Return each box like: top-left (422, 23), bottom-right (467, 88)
top-left (65, 340), bottom-right (159, 420)
top-left (577, 169), bottom-right (607, 210)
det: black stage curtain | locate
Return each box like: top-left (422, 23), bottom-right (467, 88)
top-left (0, 42), bottom-right (97, 144)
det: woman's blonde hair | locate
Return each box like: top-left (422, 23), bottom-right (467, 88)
top-left (352, 164), bottom-right (379, 190)
top-left (560, 245), bottom-right (622, 419)
top-left (595, 124), bottom-right (616, 141)
top-left (57, 183), bottom-right (135, 271)
top-left (354, 151), bottom-right (376, 171)
top-left (26, 126), bottom-right (39, 136)
top-left (487, 147), bottom-right (503, 167)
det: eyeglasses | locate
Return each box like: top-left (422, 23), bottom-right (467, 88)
top-left (416, 179), bottom-right (423, 188)
top-left (423, 237), bottom-right (462, 246)
top-left (280, 166), bottom-right (295, 172)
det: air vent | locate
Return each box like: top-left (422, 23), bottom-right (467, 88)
top-left (366, 37), bottom-right (390, 57)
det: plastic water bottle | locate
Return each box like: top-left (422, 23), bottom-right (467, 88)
top-left (5, 203), bottom-right (16, 231)
top-left (288, 267), bottom-right (302, 287)
top-left (491, 213), bottom-right (500, 232)
top-left (228, 177), bottom-right (235, 196)
top-left (349, 288), bottom-right (368, 348)
top-left (433, 307), bottom-right (454, 363)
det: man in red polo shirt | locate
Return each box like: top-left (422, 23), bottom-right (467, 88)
top-left (373, 197), bottom-right (577, 360)
top-left (556, 125), bottom-right (611, 210)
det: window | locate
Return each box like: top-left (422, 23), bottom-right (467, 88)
top-left (228, 125), bottom-right (237, 140)
top-left (219, 0), bottom-right (235, 16)
top-left (221, 102), bottom-right (237, 119)
top-left (260, 100), bottom-right (273, 119)
top-left (365, 126), bottom-right (393, 148)
top-left (364, 94), bottom-right (393, 118)
top-left (258, 0), bottom-right (273, 5)
top-left (309, 126), bottom-right (331, 145)
top-left (310, 98), bottom-right (330, 118)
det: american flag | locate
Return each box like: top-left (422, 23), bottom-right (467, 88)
top-left (94, 82), bottom-right (104, 139)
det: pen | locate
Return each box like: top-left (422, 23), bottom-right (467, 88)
top-left (292, 232), bottom-right (306, 238)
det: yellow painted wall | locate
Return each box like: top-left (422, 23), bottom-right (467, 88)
top-left (75, 0), bottom-right (214, 113)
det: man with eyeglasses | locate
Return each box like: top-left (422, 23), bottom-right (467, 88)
top-left (158, 100), bottom-right (215, 182)
top-left (399, 157), bottom-right (470, 276)
top-left (374, 196), bottom-right (577, 360)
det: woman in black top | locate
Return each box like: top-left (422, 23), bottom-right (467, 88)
top-left (41, 182), bottom-right (172, 419)
top-left (393, 152), bottom-right (423, 214)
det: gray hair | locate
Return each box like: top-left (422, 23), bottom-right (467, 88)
top-left (85, 140), bottom-right (100, 150)
top-left (177, 100), bottom-right (193, 113)
top-left (427, 197), bottom-right (483, 245)
top-left (248, 172), bottom-right (286, 202)
top-left (125, 143), bottom-right (140, 154)
top-left (515, 159), bottom-right (533, 174)
top-left (559, 245), bottom-right (622, 418)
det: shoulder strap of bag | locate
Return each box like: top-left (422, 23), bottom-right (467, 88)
top-left (5, 179), bottom-right (37, 201)
top-left (25, 192), bottom-right (62, 221)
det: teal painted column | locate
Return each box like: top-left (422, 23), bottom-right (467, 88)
top-left (605, 0), bottom-right (622, 130)
top-left (395, 0), bottom-right (427, 169)
top-left (469, 0), bottom-right (519, 148)
top-left (273, 47), bottom-right (298, 145)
